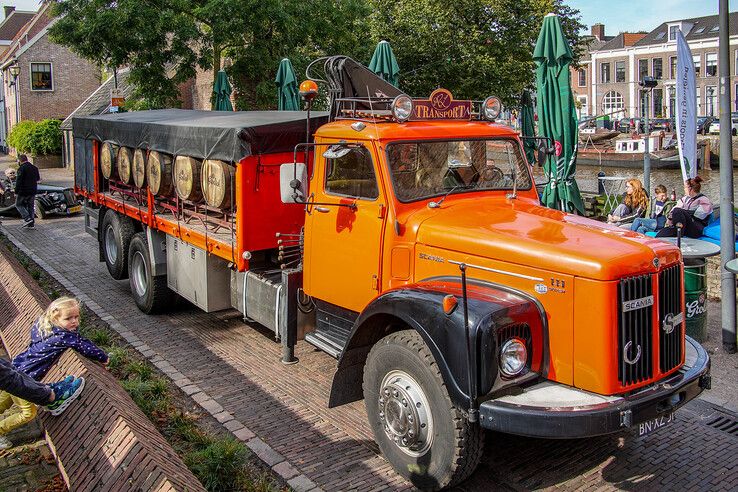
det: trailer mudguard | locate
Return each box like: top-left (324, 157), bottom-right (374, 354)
top-left (328, 277), bottom-right (547, 408)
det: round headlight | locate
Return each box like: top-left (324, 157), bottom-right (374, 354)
top-left (391, 95), bottom-right (413, 122)
top-left (483, 96), bottom-right (502, 120)
top-left (499, 338), bottom-right (527, 377)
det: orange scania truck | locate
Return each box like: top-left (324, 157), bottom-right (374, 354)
top-left (73, 57), bottom-right (710, 490)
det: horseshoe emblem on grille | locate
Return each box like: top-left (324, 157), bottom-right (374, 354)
top-left (623, 341), bottom-right (642, 365)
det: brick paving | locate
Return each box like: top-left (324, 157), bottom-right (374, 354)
top-left (3, 212), bottom-right (738, 491)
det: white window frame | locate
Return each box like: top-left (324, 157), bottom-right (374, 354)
top-left (29, 61), bottom-right (53, 92)
top-left (706, 53), bottom-right (717, 77)
top-left (615, 61), bottom-right (625, 83)
top-left (705, 85), bottom-right (717, 116)
top-left (652, 58), bottom-right (663, 80)
top-left (669, 25), bottom-right (679, 41)
top-left (602, 90), bottom-right (624, 119)
top-left (578, 68), bottom-right (586, 87)
top-left (669, 56), bottom-right (677, 79)
top-left (601, 62), bottom-right (611, 84)
top-left (696, 87), bottom-right (702, 115)
top-left (735, 83), bottom-right (738, 111)
top-left (693, 55), bottom-right (701, 77)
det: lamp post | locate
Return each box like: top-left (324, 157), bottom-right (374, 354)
top-left (639, 76), bottom-right (657, 193)
top-left (9, 64), bottom-right (20, 124)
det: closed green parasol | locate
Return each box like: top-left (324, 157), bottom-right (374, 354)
top-left (520, 90), bottom-right (536, 165)
top-left (368, 40), bottom-right (400, 87)
top-left (275, 58), bottom-right (300, 111)
top-left (212, 69), bottom-right (233, 111)
top-left (533, 13), bottom-right (583, 214)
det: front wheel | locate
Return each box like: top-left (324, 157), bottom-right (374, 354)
top-left (34, 199), bottom-right (47, 219)
top-left (363, 331), bottom-right (484, 491)
top-left (128, 232), bottom-right (174, 314)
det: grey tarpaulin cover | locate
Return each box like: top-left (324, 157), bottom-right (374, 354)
top-left (72, 109), bottom-right (329, 163)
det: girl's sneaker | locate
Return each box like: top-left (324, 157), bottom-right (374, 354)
top-left (0, 436), bottom-right (11, 450)
top-left (46, 377), bottom-right (85, 416)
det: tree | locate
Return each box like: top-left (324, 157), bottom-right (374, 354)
top-left (48, 0), bottom-right (370, 109)
top-left (366, 0), bottom-right (585, 106)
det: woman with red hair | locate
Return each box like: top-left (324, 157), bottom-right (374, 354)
top-left (607, 178), bottom-right (649, 225)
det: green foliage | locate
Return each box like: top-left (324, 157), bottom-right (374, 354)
top-left (81, 327), bottom-right (112, 349)
top-left (184, 438), bottom-right (249, 492)
top-left (121, 377), bottom-right (170, 415)
top-left (6, 121), bottom-right (37, 154)
top-left (7, 119), bottom-right (62, 155)
top-left (366, 0), bottom-right (585, 106)
top-left (107, 347), bottom-right (131, 372)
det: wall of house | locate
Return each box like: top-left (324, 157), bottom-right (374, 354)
top-left (591, 40), bottom-right (738, 120)
top-left (13, 35), bottom-right (100, 124)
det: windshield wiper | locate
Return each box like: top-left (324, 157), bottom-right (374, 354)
top-left (428, 184), bottom-right (463, 209)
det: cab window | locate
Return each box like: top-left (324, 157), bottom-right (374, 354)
top-left (324, 146), bottom-right (379, 199)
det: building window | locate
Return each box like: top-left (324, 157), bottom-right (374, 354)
top-left (693, 55), bottom-right (701, 76)
top-left (669, 25), bottom-right (679, 41)
top-left (578, 68), bottom-right (586, 87)
top-left (615, 61), bottom-right (625, 82)
top-left (639, 59), bottom-right (649, 81)
top-left (653, 58), bottom-right (663, 79)
top-left (706, 53), bottom-right (717, 77)
top-left (670, 56), bottom-right (677, 79)
top-left (668, 86), bottom-right (676, 117)
top-left (577, 95), bottom-right (588, 116)
top-left (696, 87), bottom-right (701, 114)
top-left (30, 62), bottom-right (52, 91)
top-left (735, 84), bottom-right (738, 111)
top-left (602, 90), bottom-right (624, 118)
top-left (652, 88), bottom-right (663, 117)
top-left (600, 62), bottom-right (611, 83)
top-left (706, 86), bottom-right (717, 116)
top-left (735, 50), bottom-right (738, 76)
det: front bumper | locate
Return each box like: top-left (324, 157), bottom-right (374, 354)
top-left (478, 336), bottom-right (710, 438)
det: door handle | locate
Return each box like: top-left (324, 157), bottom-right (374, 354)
top-left (315, 206), bottom-right (330, 213)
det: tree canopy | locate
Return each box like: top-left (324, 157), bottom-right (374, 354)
top-left (48, 0), bottom-right (583, 109)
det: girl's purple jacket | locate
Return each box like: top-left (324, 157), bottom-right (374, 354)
top-left (12, 321), bottom-right (107, 381)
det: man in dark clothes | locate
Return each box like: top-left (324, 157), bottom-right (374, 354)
top-left (14, 154), bottom-right (40, 229)
top-left (0, 358), bottom-right (84, 416)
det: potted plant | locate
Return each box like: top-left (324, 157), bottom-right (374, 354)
top-left (7, 119), bottom-right (63, 168)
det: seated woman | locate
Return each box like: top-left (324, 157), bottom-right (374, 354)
top-left (631, 184), bottom-right (672, 234)
top-left (656, 176), bottom-right (713, 239)
top-left (607, 178), bottom-right (648, 225)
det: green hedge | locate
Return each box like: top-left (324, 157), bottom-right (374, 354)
top-left (7, 119), bottom-right (62, 156)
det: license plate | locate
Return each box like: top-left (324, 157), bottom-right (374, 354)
top-left (68, 205), bottom-right (82, 213)
top-left (637, 412), bottom-right (675, 437)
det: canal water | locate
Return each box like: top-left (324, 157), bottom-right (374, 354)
top-left (533, 163), bottom-right (738, 203)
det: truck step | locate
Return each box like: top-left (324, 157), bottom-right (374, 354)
top-left (304, 331), bottom-right (343, 359)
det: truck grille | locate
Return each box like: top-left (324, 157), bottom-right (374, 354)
top-left (658, 264), bottom-right (683, 373)
top-left (617, 274), bottom-right (653, 386)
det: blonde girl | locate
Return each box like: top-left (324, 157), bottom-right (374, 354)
top-left (12, 297), bottom-right (108, 381)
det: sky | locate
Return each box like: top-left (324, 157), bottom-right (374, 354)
top-left (567, 0), bottom-right (737, 35)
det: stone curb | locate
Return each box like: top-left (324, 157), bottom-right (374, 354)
top-left (1, 225), bottom-right (323, 492)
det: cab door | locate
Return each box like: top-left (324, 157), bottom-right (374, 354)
top-left (304, 142), bottom-right (387, 313)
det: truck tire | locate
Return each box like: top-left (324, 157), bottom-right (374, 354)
top-left (363, 331), bottom-right (484, 491)
top-left (128, 232), bottom-right (173, 314)
top-left (101, 211), bottom-right (134, 280)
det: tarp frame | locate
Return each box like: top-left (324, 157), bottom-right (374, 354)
top-left (72, 109), bottom-right (329, 163)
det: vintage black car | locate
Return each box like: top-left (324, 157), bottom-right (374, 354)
top-left (0, 181), bottom-right (81, 219)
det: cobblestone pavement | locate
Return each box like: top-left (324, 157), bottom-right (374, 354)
top-left (3, 212), bottom-right (738, 491)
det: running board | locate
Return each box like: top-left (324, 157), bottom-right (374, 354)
top-left (304, 331), bottom-right (343, 359)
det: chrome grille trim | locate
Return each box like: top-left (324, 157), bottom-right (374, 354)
top-left (659, 264), bottom-right (683, 373)
top-left (618, 274), bottom-right (653, 386)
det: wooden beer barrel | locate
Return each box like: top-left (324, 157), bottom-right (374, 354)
top-left (117, 147), bottom-right (133, 184)
top-left (147, 151), bottom-right (173, 196)
top-left (132, 148), bottom-right (147, 188)
top-left (201, 159), bottom-right (234, 209)
top-left (100, 142), bottom-right (118, 179)
top-left (173, 156), bottom-right (202, 202)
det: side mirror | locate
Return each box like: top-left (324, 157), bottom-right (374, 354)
top-left (280, 163), bottom-right (307, 204)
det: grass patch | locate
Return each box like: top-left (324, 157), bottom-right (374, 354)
top-left (185, 438), bottom-right (249, 492)
top-left (80, 327), bottom-right (113, 348)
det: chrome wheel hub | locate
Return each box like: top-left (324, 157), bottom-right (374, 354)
top-left (104, 226), bottom-right (117, 264)
top-left (378, 370), bottom-right (433, 456)
top-left (131, 251), bottom-right (148, 297)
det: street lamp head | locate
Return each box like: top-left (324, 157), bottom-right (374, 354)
top-left (639, 76), bottom-right (657, 89)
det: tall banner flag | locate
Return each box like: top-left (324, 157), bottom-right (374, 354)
top-left (676, 29), bottom-right (697, 180)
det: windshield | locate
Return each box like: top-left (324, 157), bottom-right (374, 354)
top-left (387, 139), bottom-right (532, 202)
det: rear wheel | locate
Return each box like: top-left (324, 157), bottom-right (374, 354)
top-left (101, 210), bottom-right (134, 280)
top-left (128, 232), bottom-right (174, 314)
top-left (34, 199), bottom-right (47, 219)
top-left (363, 331), bottom-right (484, 491)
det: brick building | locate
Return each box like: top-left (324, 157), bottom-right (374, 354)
top-left (0, 2), bottom-right (100, 152)
top-left (583, 13), bottom-right (738, 120)
top-left (571, 24), bottom-right (613, 119)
